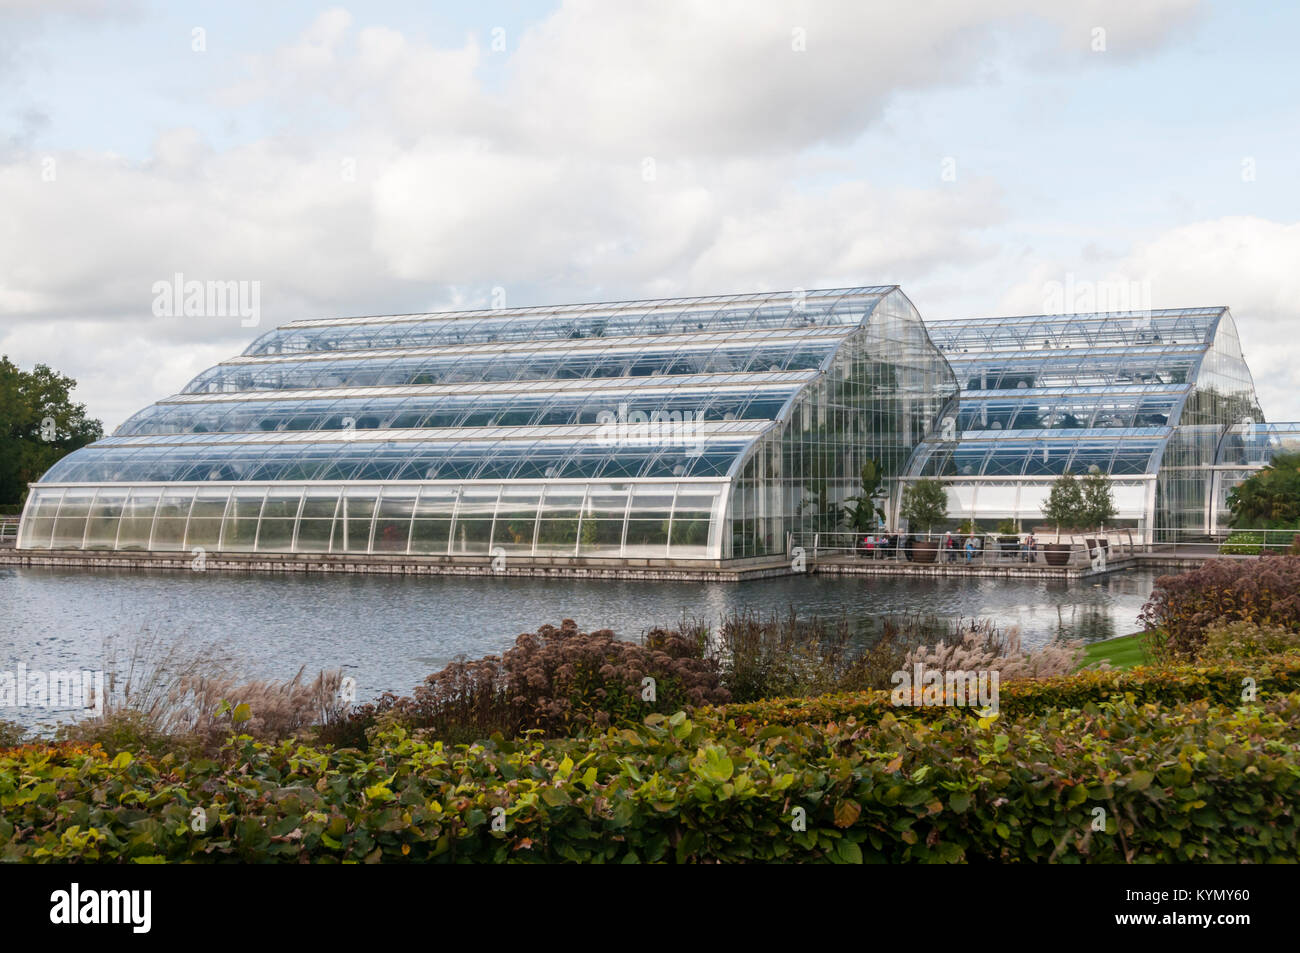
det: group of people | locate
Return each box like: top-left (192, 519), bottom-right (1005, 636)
top-left (942, 530), bottom-right (1038, 563)
top-left (854, 531), bottom-right (1039, 563)
top-left (855, 533), bottom-right (901, 559)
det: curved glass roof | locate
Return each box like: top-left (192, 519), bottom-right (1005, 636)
top-left (41, 434), bottom-right (752, 483)
top-left (244, 287), bottom-right (897, 355)
top-left (118, 381), bottom-right (805, 436)
top-left (1214, 422), bottom-right (1300, 467)
top-left (905, 309), bottom-right (1230, 482)
top-left (185, 334), bottom-right (844, 393)
top-left (45, 288), bottom-right (905, 492)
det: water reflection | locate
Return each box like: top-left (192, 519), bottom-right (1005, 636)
top-left (0, 566), bottom-right (1157, 729)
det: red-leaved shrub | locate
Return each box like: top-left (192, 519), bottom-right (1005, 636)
top-left (322, 619), bottom-right (728, 747)
top-left (1139, 555), bottom-right (1300, 660)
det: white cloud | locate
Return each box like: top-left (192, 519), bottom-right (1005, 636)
top-left (1, 0), bottom-right (1264, 434)
top-left (505, 0), bottom-right (1203, 156)
top-left (996, 216), bottom-right (1300, 420)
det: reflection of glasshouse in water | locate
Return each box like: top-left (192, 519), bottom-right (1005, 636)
top-left (18, 289), bottom-right (1297, 562)
top-left (19, 287), bottom-right (956, 562)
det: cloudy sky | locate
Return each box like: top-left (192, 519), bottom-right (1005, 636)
top-left (2, 0), bottom-right (1298, 429)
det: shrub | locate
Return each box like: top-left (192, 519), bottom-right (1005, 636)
top-left (1219, 530), bottom-right (1265, 555)
top-left (4, 689), bottom-right (1300, 863)
top-left (323, 620), bottom-right (729, 747)
top-left (1200, 620), bottom-right (1300, 662)
top-left (1139, 556), bottom-right (1300, 661)
top-left (715, 609), bottom-right (853, 703)
top-left (712, 612), bottom-right (1067, 705)
top-left (705, 652), bottom-right (1300, 733)
top-left (1227, 450), bottom-right (1300, 530)
top-left (0, 719), bottom-right (27, 750)
top-left (55, 709), bottom-right (194, 759)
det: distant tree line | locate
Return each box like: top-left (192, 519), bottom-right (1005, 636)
top-left (0, 357), bottom-right (103, 508)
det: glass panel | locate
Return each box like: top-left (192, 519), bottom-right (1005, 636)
top-left (51, 488), bottom-right (96, 549)
top-left (492, 485), bottom-right (541, 553)
top-left (20, 488), bottom-right (62, 548)
top-left (451, 486), bottom-right (497, 554)
top-left (670, 487), bottom-right (719, 555)
top-left (410, 486), bottom-right (457, 555)
top-left (336, 489), bottom-right (378, 553)
top-left (296, 489), bottom-right (339, 553)
top-left (257, 517), bottom-right (296, 552)
top-left (625, 485), bottom-right (674, 556)
top-left (186, 487), bottom-right (231, 550)
top-left (577, 484), bottom-right (627, 556)
top-left (84, 488), bottom-right (128, 550)
top-left (220, 487), bottom-right (266, 552)
top-left (117, 488), bottom-right (162, 550)
top-left (373, 489), bottom-right (416, 553)
top-left (151, 488), bottom-right (196, 551)
top-left (535, 485), bottom-right (585, 554)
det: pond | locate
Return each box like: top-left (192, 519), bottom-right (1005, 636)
top-left (0, 566), bottom-right (1159, 729)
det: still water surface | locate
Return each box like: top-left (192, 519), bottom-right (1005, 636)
top-left (0, 566), bottom-right (1160, 728)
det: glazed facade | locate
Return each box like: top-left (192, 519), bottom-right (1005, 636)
top-left (1209, 422), bottom-right (1300, 532)
top-left (902, 308), bottom-right (1265, 541)
top-left (19, 287), bottom-right (957, 562)
top-left (19, 289), bottom-right (1290, 562)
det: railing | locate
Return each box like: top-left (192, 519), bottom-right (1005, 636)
top-left (0, 520), bottom-right (20, 545)
top-left (791, 528), bottom-right (1299, 567)
top-left (1148, 528), bottom-right (1299, 557)
top-left (792, 530), bottom-right (1139, 568)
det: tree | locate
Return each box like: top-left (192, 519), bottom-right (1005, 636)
top-left (0, 357), bottom-right (103, 507)
top-left (841, 459), bottom-right (886, 533)
top-left (1081, 468), bottom-right (1118, 531)
top-left (898, 479), bottom-right (948, 535)
top-left (1041, 471), bottom-right (1086, 541)
top-left (1227, 451), bottom-right (1300, 530)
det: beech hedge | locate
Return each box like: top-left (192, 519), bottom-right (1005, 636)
top-left (703, 652), bottom-right (1300, 734)
top-left (3, 687), bottom-right (1299, 863)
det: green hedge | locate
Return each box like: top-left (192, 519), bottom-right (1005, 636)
top-left (3, 687), bottom-right (1299, 863)
top-left (702, 652), bottom-right (1300, 732)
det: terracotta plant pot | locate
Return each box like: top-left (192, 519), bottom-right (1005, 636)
top-left (1043, 543), bottom-right (1072, 566)
top-left (911, 540), bottom-right (940, 563)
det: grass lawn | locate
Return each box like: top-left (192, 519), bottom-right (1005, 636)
top-left (1078, 632), bottom-right (1149, 670)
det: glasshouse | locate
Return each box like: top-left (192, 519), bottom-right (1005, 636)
top-left (17, 287), bottom-right (1294, 566)
top-left (903, 307), bottom-right (1268, 541)
top-left (18, 287), bottom-right (957, 564)
top-left (1209, 422), bottom-right (1300, 532)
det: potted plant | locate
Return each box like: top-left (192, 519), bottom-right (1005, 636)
top-left (841, 460), bottom-right (887, 535)
top-left (1040, 471), bottom-right (1086, 566)
top-left (899, 479), bottom-right (948, 563)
